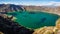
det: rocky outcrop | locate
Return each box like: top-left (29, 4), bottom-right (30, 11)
top-left (0, 15), bottom-right (34, 34)
top-left (33, 18), bottom-right (60, 34)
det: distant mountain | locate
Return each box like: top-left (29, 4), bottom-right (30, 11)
top-left (24, 6), bottom-right (60, 15)
top-left (0, 4), bottom-right (60, 15)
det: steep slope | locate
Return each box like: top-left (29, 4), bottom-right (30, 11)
top-left (0, 4), bottom-right (24, 13)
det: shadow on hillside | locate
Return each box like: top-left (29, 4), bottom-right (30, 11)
top-left (0, 16), bottom-right (34, 34)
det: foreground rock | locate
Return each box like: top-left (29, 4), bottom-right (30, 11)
top-left (0, 15), bottom-right (34, 34)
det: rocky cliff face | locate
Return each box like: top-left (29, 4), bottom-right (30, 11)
top-left (0, 4), bottom-right (24, 13)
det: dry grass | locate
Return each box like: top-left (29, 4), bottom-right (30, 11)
top-left (33, 18), bottom-right (60, 34)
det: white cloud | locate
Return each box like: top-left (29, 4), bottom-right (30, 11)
top-left (21, 1), bottom-right (60, 6)
top-left (39, 1), bottom-right (60, 6)
top-left (1, 1), bottom-right (60, 6)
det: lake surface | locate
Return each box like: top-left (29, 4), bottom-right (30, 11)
top-left (7, 11), bottom-right (60, 29)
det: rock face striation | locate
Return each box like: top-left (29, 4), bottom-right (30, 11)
top-left (0, 15), bottom-right (34, 34)
top-left (0, 4), bottom-right (24, 13)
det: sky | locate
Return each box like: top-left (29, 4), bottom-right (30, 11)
top-left (0, 0), bottom-right (60, 6)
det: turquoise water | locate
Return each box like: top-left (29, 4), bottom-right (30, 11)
top-left (7, 11), bottom-right (60, 29)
